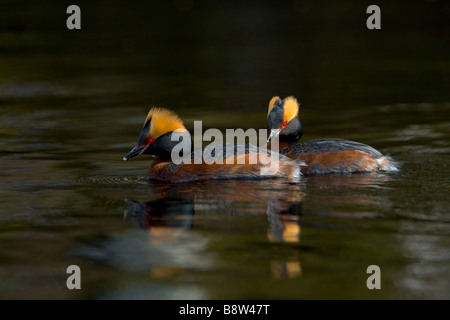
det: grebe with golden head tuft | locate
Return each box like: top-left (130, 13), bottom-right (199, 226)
top-left (124, 107), bottom-right (303, 182)
top-left (266, 96), bottom-right (399, 175)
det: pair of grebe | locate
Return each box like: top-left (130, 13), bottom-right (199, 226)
top-left (123, 96), bottom-right (398, 182)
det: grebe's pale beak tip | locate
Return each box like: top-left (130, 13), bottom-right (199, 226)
top-left (123, 145), bottom-right (146, 161)
top-left (267, 129), bottom-right (281, 142)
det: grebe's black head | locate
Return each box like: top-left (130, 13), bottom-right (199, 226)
top-left (267, 96), bottom-right (302, 143)
top-left (123, 107), bottom-right (193, 161)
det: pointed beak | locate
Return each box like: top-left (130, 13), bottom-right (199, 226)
top-left (123, 145), bottom-right (146, 161)
top-left (267, 129), bottom-right (281, 142)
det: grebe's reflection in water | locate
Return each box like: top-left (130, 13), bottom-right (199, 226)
top-left (267, 197), bottom-right (303, 243)
top-left (267, 200), bottom-right (303, 279)
top-left (124, 198), bottom-right (195, 233)
top-left (124, 179), bottom-right (306, 279)
top-left (125, 179), bottom-right (305, 241)
top-left (123, 173), bottom-right (391, 280)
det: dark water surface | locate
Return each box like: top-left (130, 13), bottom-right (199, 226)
top-left (0, 1), bottom-right (449, 299)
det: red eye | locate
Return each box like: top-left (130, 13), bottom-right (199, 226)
top-left (283, 121), bottom-right (288, 127)
top-left (148, 137), bottom-right (155, 143)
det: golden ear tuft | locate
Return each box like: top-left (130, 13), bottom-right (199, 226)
top-left (145, 107), bottom-right (187, 139)
top-left (282, 96), bottom-right (300, 122)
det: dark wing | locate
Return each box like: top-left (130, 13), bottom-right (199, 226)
top-left (192, 143), bottom-right (296, 163)
top-left (281, 138), bottom-right (383, 158)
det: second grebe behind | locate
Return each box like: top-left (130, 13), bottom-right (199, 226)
top-left (266, 96), bottom-right (399, 175)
